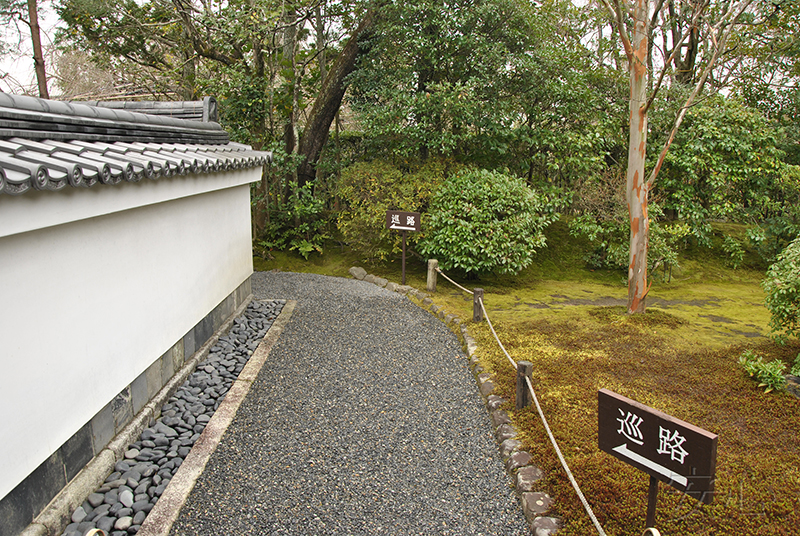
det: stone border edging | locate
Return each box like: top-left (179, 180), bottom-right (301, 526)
top-left (348, 266), bottom-right (561, 536)
top-left (136, 300), bottom-right (297, 536)
top-left (21, 295), bottom-right (256, 536)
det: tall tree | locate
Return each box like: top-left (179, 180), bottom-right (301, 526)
top-left (26, 0), bottom-right (48, 97)
top-left (600, 0), bottom-right (758, 313)
top-left (1, 0), bottom-right (49, 96)
top-left (296, 7), bottom-right (376, 186)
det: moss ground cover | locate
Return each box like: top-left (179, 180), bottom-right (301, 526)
top-left (474, 311), bottom-right (800, 535)
top-left (254, 221), bottom-right (800, 535)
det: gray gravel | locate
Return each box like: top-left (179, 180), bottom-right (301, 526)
top-left (169, 272), bottom-right (528, 535)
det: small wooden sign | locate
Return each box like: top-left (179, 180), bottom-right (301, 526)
top-left (598, 389), bottom-right (718, 504)
top-left (386, 211), bottom-right (421, 232)
top-left (385, 210), bottom-right (421, 285)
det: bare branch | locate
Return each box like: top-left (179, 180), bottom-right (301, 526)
top-left (646, 0), bottom-right (756, 188)
top-left (598, 0), bottom-right (634, 62)
top-left (643, 0), bottom-right (709, 114)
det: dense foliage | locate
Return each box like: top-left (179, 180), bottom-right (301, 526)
top-left (336, 159), bottom-right (452, 261)
top-left (419, 169), bottom-right (555, 275)
top-left (48, 0), bottom-right (800, 278)
top-left (763, 236), bottom-right (800, 341)
top-left (349, 0), bottom-right (623, 181)
top-left (652, 95), bottom-right (797, 251)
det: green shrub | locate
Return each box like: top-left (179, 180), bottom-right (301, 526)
top-left (763, 236), bottom-right (800, 340)
top-left (258, 181), bottom-right (329, 260)
top-left (738, 350), bottom-right (787, 393)
top-left (419, 169), bottom-right (556, 275)
top-left (336, 159), bottom-right (451, 261)
top-left (792, 354), bottom-right (800, 377)
top-left (722, 235), bottom-right (746, 269)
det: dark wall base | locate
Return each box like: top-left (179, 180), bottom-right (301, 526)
top-left (0, 277), bottom-right (252, 536)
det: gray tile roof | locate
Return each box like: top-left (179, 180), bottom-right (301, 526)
top-left (80, 97), bottom-right (219, 123)
top-left (0, 94), bottom-right (271, 196)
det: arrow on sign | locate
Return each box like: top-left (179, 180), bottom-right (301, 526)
top-left (612, 443), bottom-right (688, 486)
top-left (389, 224), bottom-right (417, 231)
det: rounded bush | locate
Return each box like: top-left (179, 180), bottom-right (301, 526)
top-left (763, 236), bottom-right (800, 340)
top-left (419, 168), bottom-right (551, 275)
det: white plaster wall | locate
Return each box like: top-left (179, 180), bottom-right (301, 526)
top-left (0, 169), bottom-right (258, 500)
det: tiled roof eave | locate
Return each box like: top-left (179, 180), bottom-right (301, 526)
top-left (0, 139), bottom-right (272, 196)
top-left (0, 94), bottom-right (272, 196)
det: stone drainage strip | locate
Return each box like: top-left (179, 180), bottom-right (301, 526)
top-left (25, 299), bottom-right (289, 536)
top-left (348, 266), bottom-right (561, 536)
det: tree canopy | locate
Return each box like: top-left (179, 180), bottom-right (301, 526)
top-left (42, 0), bottom-right (799, 295)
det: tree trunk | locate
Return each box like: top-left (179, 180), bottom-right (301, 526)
top-left (180, 27), bottom-right (196, 100)
top-left (626, 0), bottom-right (650, 314)
top-left (669, 0), bottom-right (699, 85)
top-left (283, 5), bottom-right (298, 158)
top-left (26, 0), bottom-right (48, 99)
top-left (296, 9), bottom-right (376, 187)
top-left (601, 0), bottom-right (755, 313)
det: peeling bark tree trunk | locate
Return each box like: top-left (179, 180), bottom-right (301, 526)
top-left (625, 0), bottom-right (650, 314)
top-left (296, 9), bottom-right (376, 187)
top-left (603, 0), bottom-right (652, 313)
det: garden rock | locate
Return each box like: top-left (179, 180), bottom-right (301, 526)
top-left (492, 409), bottom-right (511, 428)
top-left (516, 465), bottom-right (545, 492)
top-left (499, 439), bottom-right (523, 459)
top-left (506, 450), bottom-right (533, 472)
top-left (522, 492), bottom-right (553, 517)
top-left (349, 266), bottom-right (367, 280)
top-left (531, 516), bottom-right (561, 536)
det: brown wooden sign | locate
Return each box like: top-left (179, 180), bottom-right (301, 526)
top-left (386, 211), bottom-right (421, 232)
top-left (385, 210), bottom-right (421, 285)
top-left (598, 389), bottom-right (718, 504)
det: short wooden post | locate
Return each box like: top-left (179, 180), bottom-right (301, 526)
top-left (515, 361), bottom-right (534, 410)
top-left (473, 288), bottom-right (484, 323)
top-left (427, 259), bottom-right (438, 292)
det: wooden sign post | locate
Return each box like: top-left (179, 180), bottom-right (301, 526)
top-left (598, 389), bottom-right (718, 529)
top-left (386, 210), bottom-right (421, 285)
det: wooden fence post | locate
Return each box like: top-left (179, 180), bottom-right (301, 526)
top-left (473, 288), bottom-right (484, 323)
top-left (515, 361), bottom-right (534, 410)
top-left (427, 259), bottom-right (438, 292)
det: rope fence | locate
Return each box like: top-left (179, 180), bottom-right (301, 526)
top-left (478, 297), bottom-right (518, 372)
top-left (435, 266), bottom-right (474, 295)
top-left (428, 259), bottom-right (610, 536)
top-left (523, 371), bottom-right (608, 536)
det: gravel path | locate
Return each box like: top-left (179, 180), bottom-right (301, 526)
top-left (169, 272), bottom-right (528, 535)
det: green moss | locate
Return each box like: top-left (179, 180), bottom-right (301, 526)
top-left (252, 243), bottom-right (375, 278)
top-left (471, 305), bottom-right (798, 535)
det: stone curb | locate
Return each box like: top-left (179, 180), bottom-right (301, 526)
top-left (23, 295), bottom-right (256, 536)
top-left (348, 267), bottom-right (562, 535)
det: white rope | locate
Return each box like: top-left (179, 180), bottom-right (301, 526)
top-left (525, 375), bottom-right (608, 536)
top-left (478, 297), bottom-right (518, 371)
top-left (474, 294), bottom-right (607, 535)
top-left (435, 267), bottom-right (474, 295)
